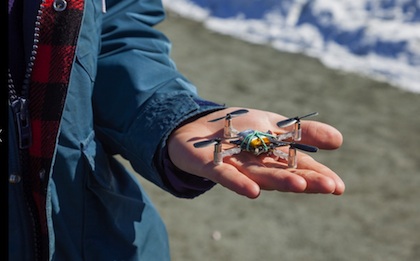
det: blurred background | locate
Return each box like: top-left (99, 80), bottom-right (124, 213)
top-left (163, 0), bottom-right (420, 93)
top-left (121, 1), bottom-right (420, 260)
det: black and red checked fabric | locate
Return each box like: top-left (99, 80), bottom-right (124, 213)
top-left (27, 0), bottom-right (85, 259)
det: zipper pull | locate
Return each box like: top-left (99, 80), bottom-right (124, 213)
top-left (11, 98), bottom-right (32, 149)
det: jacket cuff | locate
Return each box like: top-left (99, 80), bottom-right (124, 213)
top-left (159, 147), bottom-right (217, 198)
top-left (155, 98), bottom-right (225, 198)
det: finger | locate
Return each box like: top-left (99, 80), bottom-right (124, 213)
top-left (296, 153), bottom-right (345, 195)
top-left (224, 156), bottom-right (309, 193)
top-left (201, 163), bottom-right (261, 198)
top-left (300, 120), bottom-right (343, 150)
top-left (170, 137), bottom-right (263, 198)
top-left (289, 169), bottom-right (336, 193)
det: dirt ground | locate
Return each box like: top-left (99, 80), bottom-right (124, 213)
top-left (121, 11), bottom-right (420, 261)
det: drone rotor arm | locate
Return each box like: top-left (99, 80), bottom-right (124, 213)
top-left (275, 132), bottom-right (294, 141)
top-left (272, 149), bottom-right (288, 161)
top-left (220, 147), bottom-right (242, 158)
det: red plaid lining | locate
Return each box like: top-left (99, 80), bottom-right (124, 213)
top-left (28, 0), bottom-right (85, 259)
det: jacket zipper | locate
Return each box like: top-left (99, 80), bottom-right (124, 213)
top-left (9, 0), bottom-right (46, 260)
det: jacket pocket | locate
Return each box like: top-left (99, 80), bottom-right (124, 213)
top-left (81, 130), bottom-right (147, 204)
top-left (81, 134), bottom-right (167, 260)
top-left (80, 130), bottom-right (114, 189)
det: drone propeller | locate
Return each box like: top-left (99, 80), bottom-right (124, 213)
top-left (208, 109), bottom-right (249, 122)
top-left (276, 112), bottom-right (319, 128)
top-left (289, 143), bottom-right (318, 153)
top-left (193, 138), bottom-right (222, 148)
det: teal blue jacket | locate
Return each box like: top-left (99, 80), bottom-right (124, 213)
top-left (8, 0), bottom-right (224, 260)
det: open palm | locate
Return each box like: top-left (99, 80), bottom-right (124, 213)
top-left (168, 107), bottom-right (345, 198)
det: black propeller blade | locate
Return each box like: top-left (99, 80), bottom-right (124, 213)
top-left (276, 112), bottom-right (319, 128)
top-left (193, 138), bottom-right (222, 148)
top-left (290, 143), bottom-right (318, 153)
top-left (208, 109), bottom-right (249, 122)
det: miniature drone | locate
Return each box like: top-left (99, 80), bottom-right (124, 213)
top-left (193, 109), bottom-right (319, 168)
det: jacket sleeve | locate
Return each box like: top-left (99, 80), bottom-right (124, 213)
top-left (92, 0), bottom-right (225, 198)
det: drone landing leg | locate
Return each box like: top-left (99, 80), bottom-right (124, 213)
top-left (273, 148), bottom-right (297, 168)
top-left (213, 142), bottom-right (223, 165)
top-left (213, 146), bottom-right (242, 165)
top-left (293, 122), bottom-right (302, 141)
top-left (224, 118), bottom-right (239, 138)
top-left (288, 147), bottom-right (297, 168)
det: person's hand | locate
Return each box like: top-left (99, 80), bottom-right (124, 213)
top-left (168, 107), bottom-right (345, 198)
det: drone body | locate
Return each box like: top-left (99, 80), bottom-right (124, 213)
top-left (193, 110), bottom-right (319, 168)
top-left (230, 129), bottom-right (283, 155)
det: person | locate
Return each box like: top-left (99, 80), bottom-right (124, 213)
top-left (8, 0), bottom-right (345, 260)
